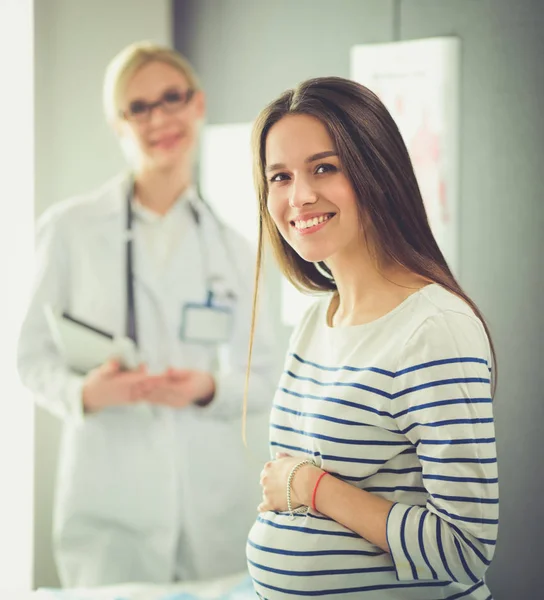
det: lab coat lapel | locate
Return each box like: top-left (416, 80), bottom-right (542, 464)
top-left (106, 174), bottom-right (161, 297)
top-left (87, 173), bottom-right (161, 326)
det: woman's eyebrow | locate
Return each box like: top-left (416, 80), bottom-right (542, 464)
top-left (265, 150), bottom-right (338, 174)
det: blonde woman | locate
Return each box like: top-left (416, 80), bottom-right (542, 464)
top-left (18, 42), bottom-right (278, 587)
top-left (247, 77), bottom-right (498, 599)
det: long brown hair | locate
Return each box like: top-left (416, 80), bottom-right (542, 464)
top-left (243, 76), bottom-right (496, 440)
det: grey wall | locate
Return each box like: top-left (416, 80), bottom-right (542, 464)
top-left (175, 0), bottom-right (394, 123)
top-left (173, 1), bottom-right (544, 598)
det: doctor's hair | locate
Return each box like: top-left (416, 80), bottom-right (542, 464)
top-left (243, 76), bottom-right (496, 428)
top-left (102, 41), bottom-right (201, 124)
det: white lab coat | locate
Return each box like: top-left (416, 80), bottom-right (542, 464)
top-left (17, 173), bottom-right (280, 587)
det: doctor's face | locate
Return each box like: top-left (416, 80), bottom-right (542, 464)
top-left (117, 60), bottom-right (205, 173)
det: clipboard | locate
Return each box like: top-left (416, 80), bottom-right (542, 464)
top-left (44, 305), bottom-right (140, 374)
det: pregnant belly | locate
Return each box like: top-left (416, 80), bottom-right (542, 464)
top-left (247, 511), bottom-right (396, 598)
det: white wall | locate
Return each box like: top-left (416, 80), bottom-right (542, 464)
top-left (33, 0), bottom-right (172, 588)
top-left (0, 0), bottom-right (35, 592)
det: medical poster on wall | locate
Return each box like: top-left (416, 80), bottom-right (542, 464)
top-left (351, 37), bottom-right (460, 274)
top-left (199, 123), bottom-right (316, 327)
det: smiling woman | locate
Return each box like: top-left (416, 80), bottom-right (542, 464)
top-left (245, 77), bottom-right (499, 599)
top-left (265, 115), bottom-right (361, 264)
top-left (103, 43), bottom-right (205, 185)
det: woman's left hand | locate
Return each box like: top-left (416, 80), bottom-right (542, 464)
top-left (258, 454), bottom-right (322, 513)
top-left (141, 368), bottom-right (215, 408)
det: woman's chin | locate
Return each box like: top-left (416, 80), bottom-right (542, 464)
top-left (292, 245), bottom-right (332, 265)
top-left (147, 151), bottom-right (185, 172)
top-left (145, 142), bottom-right (193, 170)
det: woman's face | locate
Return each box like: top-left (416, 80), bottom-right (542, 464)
top-left (265, 114), bottom-right (363, 265)
top-left (117, 60), bottom-right (205, 172)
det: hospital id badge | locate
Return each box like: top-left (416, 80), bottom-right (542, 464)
top-left (180, 302), bottom-right (233, 344)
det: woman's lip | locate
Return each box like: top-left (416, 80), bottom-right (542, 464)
top-left (291, 213), bottom-right (336, 235)
top-left (150, 134), bottom-right (182, 148)
top-left (290, 211), bottom-right (335, 223)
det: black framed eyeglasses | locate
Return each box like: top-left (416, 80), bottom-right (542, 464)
top-left (121, 88), bottom-right (195, 123)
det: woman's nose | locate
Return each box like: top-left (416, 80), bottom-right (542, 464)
top-left (147, 103), bottom-right (171, 127)
top-left (288, 178), bottom-right (318, 208)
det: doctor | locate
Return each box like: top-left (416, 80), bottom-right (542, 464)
top-left (17, 41), bottom-right (279, 588)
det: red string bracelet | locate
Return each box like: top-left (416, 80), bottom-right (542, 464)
top-left (311, 471), bottom-right (328, 512)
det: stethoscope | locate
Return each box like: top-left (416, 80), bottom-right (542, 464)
top-left (124, 180), bottom-right (237, 346)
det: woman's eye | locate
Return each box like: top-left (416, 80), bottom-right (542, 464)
top-left (163, 90), bottom-right (183, 104)
top-left (269, 172), bottom-right (289, 183)
top-left (315, 163), bottom-right (338, 175)
top-left (129, 101), bottom-right (148, 115)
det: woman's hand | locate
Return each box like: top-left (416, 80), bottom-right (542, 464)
top-left (143, 368), bottom-right (215, 409)
top-left (258, 453), bottom-right (323, 513)
top-left (82, 360), bottom-right (164, 413)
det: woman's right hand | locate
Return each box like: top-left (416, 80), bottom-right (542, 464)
top-left (82, 359), bottom-right (163, 413)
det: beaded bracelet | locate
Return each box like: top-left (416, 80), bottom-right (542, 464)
top-left (286, 459), bottom-right (315, 520)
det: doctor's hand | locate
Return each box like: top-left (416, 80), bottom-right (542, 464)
top-left (143, 368), bottom-right (216, 409)
top-left (82, 359), bottom-right (164, 413)
top-left (258, 453), bottom-right (323, 513)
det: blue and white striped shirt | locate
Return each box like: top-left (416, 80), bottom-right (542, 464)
top-left (247, 284), bottom-right (498, 599)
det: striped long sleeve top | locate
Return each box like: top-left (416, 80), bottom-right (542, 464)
top-left (247, 284), bottom-right (498, 599)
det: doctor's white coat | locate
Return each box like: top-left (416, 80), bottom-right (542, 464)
top-left (17, 173), bottom-right (281, 587)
